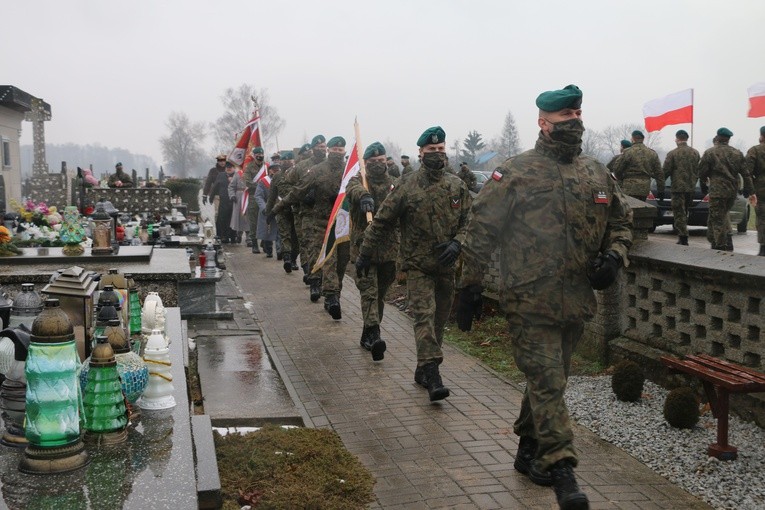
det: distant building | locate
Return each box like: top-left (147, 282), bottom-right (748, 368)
top-left (474, 151), bottom-right (503, 171)
top-left (0, 86), bottom-right (51, 211)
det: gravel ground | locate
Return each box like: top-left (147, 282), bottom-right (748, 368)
top-left (566, 376), bottom-right (765, 510)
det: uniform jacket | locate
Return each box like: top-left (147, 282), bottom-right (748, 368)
top-left (346, 168), bottom-right (399, 263)
top-left (663, 143), bottom-right (700, 193)
top-left (698, 142), bottom-right (753, 198)
top-left (613, 141), bottom-right (664, 198)
top-left (458, 135), bottom-right (633, 325)
top-left (361, 168), bottom-right (472, 275)
top-left (745, 142), bottom-right (765, 196)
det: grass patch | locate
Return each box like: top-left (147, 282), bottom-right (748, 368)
top-left (444, 316), bottom-right (606, 383)
top-left (215, 425), bottom-right (375, 509)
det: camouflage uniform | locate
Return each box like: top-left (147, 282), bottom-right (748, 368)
top-left (698, 141), bottom-right (753, 248)
top-left (745, 142), bottom-right (765, 246)
top-left (346, 166), bottom-right (399, 328)
top-left (361, 168), bottom-right (472, 366)
top-left (663, 142), bottom-right (700, 237)
top-left (401, 162), bottom-right (415, 176)
top-left (458, 165), bottom-right (478, 192)
top-left (613, 141), bottom-right (664, 200)
top-left (243, 160), bottom-right (262, 245)
top-left (387, 162), bottom-right (401, 178)
top-left (266, 167), bottom-right (299, 257)
top-left (457, 134), bottom-right (633, 471)
top-left (107, 169), bottom-right (134, 188)
top-left (605, 154), bottom-right (621, 173)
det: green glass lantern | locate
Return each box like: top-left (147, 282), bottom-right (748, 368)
top-left (128, 288), bottom-right (142, 353)
top-left (82, 335), bottom-right (128, 445)
top-left (20, 299), bottom-right (89, 474)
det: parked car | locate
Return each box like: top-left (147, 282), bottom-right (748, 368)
top-left (472, 171), bottom-right (490, 192)
top-left (646, 178), bottom-right (750, 233)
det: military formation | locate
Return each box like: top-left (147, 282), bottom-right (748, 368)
top-left (210, 83), bottom-right (762, 510)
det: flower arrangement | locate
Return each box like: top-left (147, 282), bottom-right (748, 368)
top-left (0, 226), bottom-right (21, 256)
top-left (8, 199), bottom-right (64, 247)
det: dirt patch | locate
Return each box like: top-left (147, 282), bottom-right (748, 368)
top-left (186, 346), bottom-right (205, 415)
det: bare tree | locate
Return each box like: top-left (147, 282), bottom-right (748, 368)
top-left (498, 110), bottom-right (522, 157)
top-left (381, 139), bottom-right (402, 162)
top-left (212, 84), bottom-right (285, 155)
top-left (159, 111), bottom-right (207, 177)
top-left (600, 123), bottom-right (663, 156)
top-left (581, 128), bottom-right (609, 163)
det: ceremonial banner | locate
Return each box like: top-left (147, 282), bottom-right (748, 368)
top-left (643, 89), bottom-right (693, 132)
top-left (227, 112), bottom-right (261, 167)
top-left (241, 163), bottom-right (269, 215)
top-left (747, 82), bottom-right (765, 118)
top-left (312, 141), bottom-right (360, 273)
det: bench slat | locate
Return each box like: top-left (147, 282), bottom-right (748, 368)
top-left (693, 354), bottom-right (765, 385)
top-left (660, 356), bottom-right (765, 391)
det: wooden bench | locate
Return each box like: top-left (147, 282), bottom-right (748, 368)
top-left (660, 353), bottom-right (765, 461)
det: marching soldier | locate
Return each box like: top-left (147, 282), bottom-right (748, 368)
top-left (613, 130), bottom-right (664, 201)
top-left (662, 130), bottom-right (700, 245)
top-left (744, 126), bottom-right (765, 256)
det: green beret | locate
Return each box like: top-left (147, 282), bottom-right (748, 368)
top-left (535, 84), bottom-right (582, 112)
top-left (401, 155), bottom-right (409, 159)
top-left (252, 147), bottom-right (264, 155)
top-left (717, 127), bottom-right (733, 138)
top-left (281, 150), bottom-right (295, 160)
top-left (363, 142), bottom-right (386, 160)
top-left (760, 126), bottom-right (765, 136)
top-left (269, 161), bottom-right (281, 168)
top-left (299, 143), bottom-right (311, 154)
top-left (310, 135), bottom-right (326, 148)
top-left (675, 130), bottom-right (689, 139)
top-left (116, 162), bottom-right (123, 167)
top-left (417, 126), bottom-right (446, 147)
top-left (620, 140), bottom-right (632, 148)
top-left (632, 130), bottom-right (644, 139)
top-left (327, 136), bottom-right (346, 148)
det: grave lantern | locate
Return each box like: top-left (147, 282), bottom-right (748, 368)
top-left (0, 326), bottom-right (31, 447)
top-left (137, 328), bottom-right (175, 411)
top-left (202, 219), bottom-right (214, 243)
top-left (90, 203), bottom-right (113, 255)
top-left (0, 286), bottom-right (12, 329)
top-left (8, 284), bottom-right (44, 330)
top-left (41, 266), bottom-right (98, 361)
top-left (82, 335), bottom-right (128, 445)
top-left (20, 299), bottom-right (89, 474)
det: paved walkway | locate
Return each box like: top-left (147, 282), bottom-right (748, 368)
top-left (225, 244), bottom-right (710, 510)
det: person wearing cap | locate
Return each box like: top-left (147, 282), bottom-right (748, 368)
top-left (203, 154), bottom-right (227, 207)
top-left (663, 130), bottom-right (700, 245)
top-left (266, 150), bottom-right (301, 271)
top-left (456, 84), bottom-right (632, 509)
top-left (699, 128), bottom-right (754, 251)
top-left (228, 152), bottom-right (253, 245)
top-left (357, 126), bottom-right (472, 403)
top-left (458, 161), bottom-right (479, 192)
top-left (386, 156), bottom-right (401, 178)
top-left (277, 136), bottom-right (347, 316)
top-left (346, 141), bottom-right (399, 361)
top-left (401, 155), bottom-right (414, 176)
top-left (243, 147), bottom-right (267, 252)
top-left (254, 161), bottom-right (281, 258)
top-left (108, 163), bottom-right (134, 188)
top-left (209, 161), bottom-right (237, 243)
top-left (274, 135), bottom-right (328, 290)
top-left (744, 126), bottom-right (765, 256)
top-left (613, 130), bottom-right (664, 201)
top-left (605, 140), bottom-right (631, 173)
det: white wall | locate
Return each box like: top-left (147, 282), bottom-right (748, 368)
top-left (0, 108), bottom-right (25, 208)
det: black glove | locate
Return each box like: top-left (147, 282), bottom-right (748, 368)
top-left (742, 190), bottom-right (750, 198)
top-left (435, 239), bottom-right (461, 267)
top-left (456, 285), bottom-right (483, 332)
top-left (359, 194), bottom-right (375, 213)
top-left (587, 250), bottom-right (622, 290)
top-left (302, 188), bottom-right (316, 206)
top-left (355, 253), bottom-right (372, 277)
top-left (656, 191), bottom-right (665, 201)
top-left (202, 195), bottom-right (208, 205)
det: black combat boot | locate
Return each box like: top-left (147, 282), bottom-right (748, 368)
top-left (677, 235), bottom-right (688, 245)
top-left (422, 362), bottom-right (449, 402)
top-left (725, 234), bottom-right (734, 252)
top-left (550, 460), bottom-right (589, 510)
top-left (359, 326), bottom-right (372, 350)
top-left (292, 261), bottom-right (300, 271)
top-left (309, 281), bottom-right (322, 302)
top-left (264, 240), bottom-right (273, 258)
top-left (302, 265), bottom-right (310, 285)
top-left (759, 245), bottom-right (765, 256)
top-left (282, 252), bottom-right (293, 273)
top-left (514, 437), bottom-right (553, 486)
top-left (246, 236), bottom-right (253, 247)
top-left (277, 251), bottom-right (283, 260)
top-left (325, 294), bottom-right (341, 320)
top-left (366, 325), bottom-right (386, 361)
top-left (251, 240), bottom-right (261, 254)
top-left (414, 365), bottom-right (428, 388)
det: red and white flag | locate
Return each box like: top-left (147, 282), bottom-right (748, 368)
top-left (643, 89), bottom-right (693, 132)
top-left (240, 163), bottom-right (270, 215)
top-left (312, 141), bottom-right (360, 273)
top-left (747, 82), bottom-right (765, 118)
top-left (227, 111), bottom-right (262, 167)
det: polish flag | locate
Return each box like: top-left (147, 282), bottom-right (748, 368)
top-left (747, 82), bottom-right (765, 118)
top-left (643, 89), bottom-right (694, 132)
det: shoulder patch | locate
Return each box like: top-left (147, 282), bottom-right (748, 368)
top-left (491, 167), bottom-right (504, 181)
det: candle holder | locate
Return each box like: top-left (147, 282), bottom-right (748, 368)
top-left (82, 335), bottom-right (128, 445)
top-left (0, 326), bottom-right (30, 447)
top-left (137, 329), bottom-right (175, 411)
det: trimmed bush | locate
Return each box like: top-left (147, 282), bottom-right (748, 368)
top-left (611, 360), bottom-right (645, 402)
top-left (164, 178), bottom-right (201, 211)
top-left (663, 387), bottom-right (700, 429)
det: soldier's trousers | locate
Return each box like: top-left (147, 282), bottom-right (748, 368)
top-left (302, 217), bottom-right (323, 284)
top-left (706, 195), bottom-right (735, 248)
top-left (352, 261), bottom-right (396, 327)
top-left (671, 192), bottom-right (692, 237)
top-left (247, 193), bottom-right (259, 241)
top-left (756, 193), bottom-right (765, 244)
top-left (276, 208), bottom-right (299, 255)
top-left (293, 209), bottom-right (304, 265)
top-left (321, 242), bottom-right (350, 297)
top-left (510, 321), bottom-right (583, 471)
top-left (407, 269), bottom-right (454, 366)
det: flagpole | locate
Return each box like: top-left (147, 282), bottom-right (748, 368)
top-left (690, 88), bottom-right (694, 147)
top-left (354, 117), bottom-right (373, 224)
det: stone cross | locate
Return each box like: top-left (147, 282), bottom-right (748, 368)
top-left (24, 97), bottom-right (51, 176)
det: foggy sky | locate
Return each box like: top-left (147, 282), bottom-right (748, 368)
top-left (5, 0), bottom-right (765, 169)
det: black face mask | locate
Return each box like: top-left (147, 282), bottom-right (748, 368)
top-left (328, 152), bottom-right (344, 168)
top-left (547, 118), bottom-right (585, 146)
top-left (422, 152), bottom-right (446, 170)
top-left (312, 149), bottom-right (326, 162)
top-left (254, 156), bottom-right (264, 164)
top-left (366, 160), bottom-right (387, 177)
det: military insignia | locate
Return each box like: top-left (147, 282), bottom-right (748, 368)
top-left (450, 196), bottom-right (460, 209)
top-left (491, 169), bottom-right (503, 181)
top-left (390, 184), bottom-right (395, 191)
top-left (593, 191), bottom-right (609, 204)
top-left (431, 134), bottom-right (438, 144)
